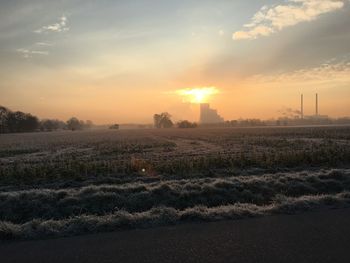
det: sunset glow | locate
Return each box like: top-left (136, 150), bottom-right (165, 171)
top-left (176, 87), bottom-right (219, 104)
top-left (1, 1), bottom-right (350, 254)
top-left (0, 1), bottom-right (349, 123)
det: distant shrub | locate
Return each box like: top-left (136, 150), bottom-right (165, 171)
top-left (177, 120), bottom-right (198, 129)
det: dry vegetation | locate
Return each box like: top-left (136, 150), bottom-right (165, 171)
top-left (1, 126), bottom-right (350, 239)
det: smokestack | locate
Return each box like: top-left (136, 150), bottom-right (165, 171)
top-left (316, 93), bottom-right (318, 117)
top-left (301, 94), bottom-right (304, 119)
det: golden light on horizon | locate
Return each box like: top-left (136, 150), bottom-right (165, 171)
top-left (176, 87), bottom-right (219, 104)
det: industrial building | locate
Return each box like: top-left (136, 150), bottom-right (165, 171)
top-left (300, 93), bottom-right (328, 120)
top-left (200, 103), bottom-right (224, 124)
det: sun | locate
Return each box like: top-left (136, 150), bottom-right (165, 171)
top-left (176, 87), bottom-right (219, 104)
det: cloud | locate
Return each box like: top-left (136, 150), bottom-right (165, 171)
top-left (251, 56), bottom-right (350, 85)
top-left (35, 15), bottom-right (69, 34)
top-left (35, 42), bottom-right (53, 47)
top-left (233, 0), bottom-right (346, 40)
top-left (16, 48), bottom-right (49, 58)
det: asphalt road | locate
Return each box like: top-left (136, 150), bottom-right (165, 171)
top-left (1, 209), bottom-right (350, 263)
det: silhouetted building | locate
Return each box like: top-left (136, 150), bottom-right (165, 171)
top-left (301, 94), bottom-right (304, 120)
top-left (200, 103), bottom-right (224, 124)
top-left (316, 93), bottom-right (319, 117)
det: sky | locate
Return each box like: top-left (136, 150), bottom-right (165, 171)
top-left (0, 0), bottom-right (350, 124)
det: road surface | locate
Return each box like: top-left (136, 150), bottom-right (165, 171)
top-left (1, 209), bottom-right (350, 263)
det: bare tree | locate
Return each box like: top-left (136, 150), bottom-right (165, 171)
top-left (154, 112), bottom-right (173, 128)
top-left (40, 119), bottom-right (66, 131)
top-left (6, 111), bottom-right (39, 133)
top-left (0, 106), bottom-right (9, 133)
top-left (153, 114), bottom-right (161, 128)
top-left (67, 117), bottom-right (83, 131)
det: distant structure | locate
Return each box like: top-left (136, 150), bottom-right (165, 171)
top-left (301, 94), bottom-right (304, 119)
top-left (300, 93), bottom-right (328, 121)
top-left (316, 93), bottom-right (319, 117)
top-left (200, 103), bottom-right (224, 124)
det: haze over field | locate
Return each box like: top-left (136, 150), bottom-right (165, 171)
top-left (1, 0), bottom-right (350, 123)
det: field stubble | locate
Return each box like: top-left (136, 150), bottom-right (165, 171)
top-left (1, 126), bottom-right (350, 239)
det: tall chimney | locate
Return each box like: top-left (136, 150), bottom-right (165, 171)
top-left (316, 93), bottom-right (318, 117)
top-left (301, 94), bottom-right (304, 119)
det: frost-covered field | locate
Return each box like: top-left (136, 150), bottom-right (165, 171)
top-left (1, 126), bottom-right (350, 239)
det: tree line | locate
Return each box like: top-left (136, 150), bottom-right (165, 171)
top-left (153, 112), bottom-right (198, 129)
top-left (0, 106), bottom-right (93, 134)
